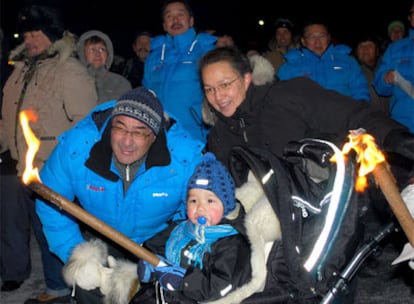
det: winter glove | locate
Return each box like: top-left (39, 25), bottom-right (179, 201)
top-left (154, 265), bottom-right (186, 291)
top-left (62, 239), bottom-right (112, 292)
top-left (137, 259), bottom-right (156, 283)
top-left (104, 256), bottom-right (140, 304)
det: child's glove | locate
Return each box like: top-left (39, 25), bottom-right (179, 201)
top-left (154, 265), bottom-right (186, 291)
top-left (137, 259), bottom-right (156, 283)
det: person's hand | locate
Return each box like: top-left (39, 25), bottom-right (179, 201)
top-left (154, 265), bottom-right (186, 291)
top-left (137, 259), bottom-right (156, 283)
top-left (384, 70), bottom-right (396, 84)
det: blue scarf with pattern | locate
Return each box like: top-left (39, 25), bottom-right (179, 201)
top-left (166, 220), bottom-right (239, 269)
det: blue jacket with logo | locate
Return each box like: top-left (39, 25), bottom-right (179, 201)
top-left (277, 44), bottom-right (370, 102)
top-left (372, 28), bottom-right (414, 133)
top-left (36, 101), bottom-right (204, 262)
top-left (143, 27), bottom-right (216, 142)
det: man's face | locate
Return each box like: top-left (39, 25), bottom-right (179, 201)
top-left (356, 41), bottom-right (377, 67)
top-left (162, 2), bottom-right (194, 36)
top-left (111, 115), bottom-right (156, 165)
top-left (23, 30), bottom-right (52, 57)
top-left (275, 27), bottom-right (293, 48)
top-left (301, 24), bottom-right (330, 56)
top-left (133, 35), bottom-right (150, 62)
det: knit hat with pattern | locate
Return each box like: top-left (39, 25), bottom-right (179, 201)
top-left (112, 87), bottom-right (163, 135)
top-left (188, 152), bottom-right (236, 216)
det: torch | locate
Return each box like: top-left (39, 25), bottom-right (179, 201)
top-left (339, 128), bottom-right (414, 247)
top-left (20, 110), bottom-right (161, 266)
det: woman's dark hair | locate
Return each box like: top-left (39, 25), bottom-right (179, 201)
top-left (199, 46), bottom-right (252, 77)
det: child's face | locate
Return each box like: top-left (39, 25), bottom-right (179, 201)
top-left (187, 188), bottom-right (224, 226)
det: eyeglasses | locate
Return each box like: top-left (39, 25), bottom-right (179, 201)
top-left (304, 33), bottom-right (328, 41)
top-left (111, 126), bottom-right (152, 140)
top-left (87, 47), bottom-right (107, 55)
top-left (204, 76), bottom-right (240, 97)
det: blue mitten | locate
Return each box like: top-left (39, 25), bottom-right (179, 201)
top-left (137, 259), bottom-right (156, 283)
top-left (154, 265), bottom-right (186, 291)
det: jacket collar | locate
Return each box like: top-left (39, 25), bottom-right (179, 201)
top-left (9, 31), bottom-right (76, 63)
top-left (85, 113), bottom-right (171, 181)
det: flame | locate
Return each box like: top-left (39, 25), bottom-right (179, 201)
top-left (20, 110), bottom-right (41, 184)
top-left (336, 129), bottom-right (385, 192)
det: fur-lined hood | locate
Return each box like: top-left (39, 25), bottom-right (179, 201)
top-left (9, 31), bottom-right (77, 63)
top-left (202, 54), bottom-right (275, 127)
top-left (76, 30), bottom-right (114, 70)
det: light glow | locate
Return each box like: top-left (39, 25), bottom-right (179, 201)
top-left (20, 110), bottom-right (41, 184)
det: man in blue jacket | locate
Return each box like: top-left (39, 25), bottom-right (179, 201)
top-left (277, 22), bottom-right (370, 102)
top-left (373, 1), bottom-right (414, 134)
top-left (143, 0), bottom-right (217, 143)
top-left (35, 87), bottom-right (204, 303)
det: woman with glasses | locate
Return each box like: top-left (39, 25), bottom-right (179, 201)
top-left (77, 30), bottom-right (132, 103)
top-left (199, 46), bottom-right (414, 186)
top-left (198, 45), bottom-right (414, 303)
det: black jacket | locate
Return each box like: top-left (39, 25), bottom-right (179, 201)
top-left (135, 203), bottom-right (252, 303)
top-left (206, 77), bottom-right (408, 186)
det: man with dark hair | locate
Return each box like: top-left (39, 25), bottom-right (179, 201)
top-left (143, 0), bottom-right (217, 143)
top-left (0, 4), bottom-right (97, 303)
top-left (35, 87), bottom-right (204, 304)
top-left (122, 31), bottom-right (151, 88)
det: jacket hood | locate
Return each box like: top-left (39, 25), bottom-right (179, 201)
top-left (77, 30), bottom-right (114, 69)
top-left (9, 31), bottom-right (77, 63)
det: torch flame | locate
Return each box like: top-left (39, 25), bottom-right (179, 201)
top-left (336, 129), bottom-right (385, 192)
top-left (20, 110), bottom-right (41, 184)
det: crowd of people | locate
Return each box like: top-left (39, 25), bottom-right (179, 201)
top-left (1, 0), bottom-right (413, 303)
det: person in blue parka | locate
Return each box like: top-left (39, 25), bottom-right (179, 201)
top-left (35, 87), bottom-right (204, 303)
top-left (277, 22), bottom-right (370, 102)
top-left (143, 0), bottom-right (217, 143)
top-left (372, 2), bottom-right (414, 134)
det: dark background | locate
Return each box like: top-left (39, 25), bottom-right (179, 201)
top-left (1, 0), bottom-right (412, 59)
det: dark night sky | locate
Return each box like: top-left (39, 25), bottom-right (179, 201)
top-left (1, 0), bottom-right (412, 58)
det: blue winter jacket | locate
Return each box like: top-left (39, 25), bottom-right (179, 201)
top-left (143, 27), bottom-right (217, 143)
top-left (372, 28), bottom-right (414, 133)
top-left (277, 44), bottom-right (370, 102)
top-left (35, 101), bottom-right (204, 262)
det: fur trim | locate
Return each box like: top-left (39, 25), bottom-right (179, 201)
top-left (201, 54), bottom-right (275, 127)
top-left (248, 54), bottom-right (275, 86)
top-left (9, 31), bottom-right (76, 63)
top-left (209, 172), bottom-right (282, 304)
top-left (62, 239), bottom-right (112, 291)
top-left (235, 171), bottom-right (265, 213)
top-left (103, 256), bottom-right (140, 304)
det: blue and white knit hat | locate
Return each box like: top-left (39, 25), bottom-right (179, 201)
top-left (112, 87), bottom-right (163, 135)
top-left (188, 152), bottom-right (236, 216)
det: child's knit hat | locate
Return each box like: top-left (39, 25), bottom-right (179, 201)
top-left (188, 152), bottom-right (236, 216)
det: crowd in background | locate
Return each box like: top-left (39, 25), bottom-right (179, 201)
top-left (0, 0), bottom-right (413, 304)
